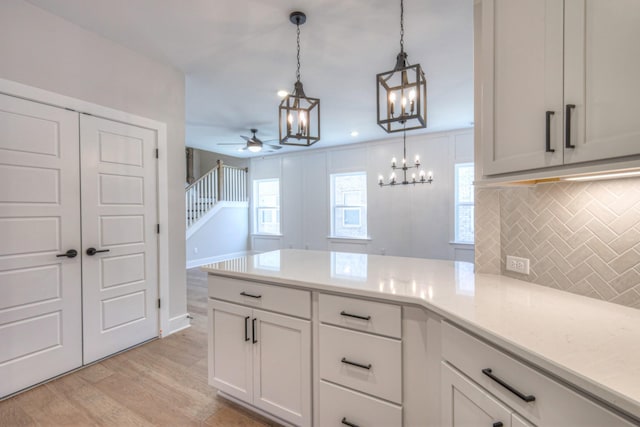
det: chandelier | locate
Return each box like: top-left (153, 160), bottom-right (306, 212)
top-left (279, 11), bottom-right (320, 147)
top-left (378, 131), bottom-right (433, 186)
top-left (376, 0), bottom-right (427, 133)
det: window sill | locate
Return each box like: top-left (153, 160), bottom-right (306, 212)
top-left (327, 236), bottom-right (372, 242)
top-left (449, 241), bottom-right (474, 247)
top-left (251, 233), bottom-right (283, 238)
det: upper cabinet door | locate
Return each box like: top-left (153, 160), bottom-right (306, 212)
top-left (564, 0), bottom-right (640, 164)
top-left (481, 0), bottom-right (564, 175)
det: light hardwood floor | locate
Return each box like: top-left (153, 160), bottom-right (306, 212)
top-left (0, 268), bottom-right (280, 427)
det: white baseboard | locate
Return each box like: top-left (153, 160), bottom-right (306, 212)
top-left (162, 313), bottom-right (191, 337)
top-left (186, 251), bottom-right (251, 269)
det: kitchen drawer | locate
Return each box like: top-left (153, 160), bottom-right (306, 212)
top-left (441, 322), bottom-right (634, 426)
top-left (319, 324), bottom-right (402, 404)
top-left (319, 293), bottom-right (401, 339)
top-left (319, 380), bottom-right (402, 427)
top-left (208, 275), bottom-right (310, 319)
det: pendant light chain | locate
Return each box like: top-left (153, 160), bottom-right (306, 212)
top-left (399, 0), bottom-right (405, 54)
top-left (296, 21), bottom-right (301, 83)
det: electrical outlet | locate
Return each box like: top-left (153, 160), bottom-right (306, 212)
top-left (506, 255), bottom-right (530, 275)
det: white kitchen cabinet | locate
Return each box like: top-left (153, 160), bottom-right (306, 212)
top-left (481, 0), bottom-right (640, 177)
top-left (441, 362), bottom-right (514, 427)
top-left (441, 322), bottom-right (635, 427)
top-left (208, 298), bottom-right (311, 427)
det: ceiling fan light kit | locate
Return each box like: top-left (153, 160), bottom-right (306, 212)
top-left (376, 0), bottom-right (427, 133)
top-left (279, 11), bottom-right (321, 147)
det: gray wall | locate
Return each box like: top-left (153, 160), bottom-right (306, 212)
top-left (249, 129), bottom-right (474, 262)
top-left (0, 0), bottom-right (187, 318)
top-left (193, 149), bottom-right (249, 181)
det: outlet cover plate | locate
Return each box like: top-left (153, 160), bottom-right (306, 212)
top-left (506, 255), bottom-right (530, 275)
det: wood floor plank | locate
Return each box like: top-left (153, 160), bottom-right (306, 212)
top-left (0, 399), bottom-right (36, 427)
top-left (13, 381), bottom-right (96, 426)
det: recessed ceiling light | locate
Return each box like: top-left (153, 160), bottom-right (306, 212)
top-left (350, 131), bottom-right (359, 137)
top-left (277, 90), bottom-right (288, 98)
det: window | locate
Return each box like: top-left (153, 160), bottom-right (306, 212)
top-left (253, 179), bottom-right (280, 234)
top-left (331, 172), bottom-right (367, 238)
top-left (454, 163), bottom-right (475, 243)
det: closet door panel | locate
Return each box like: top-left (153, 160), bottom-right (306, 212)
top-left (0, 93), bottom-right (82, 398)
top-left (80, 115), bottom-right (159, 364)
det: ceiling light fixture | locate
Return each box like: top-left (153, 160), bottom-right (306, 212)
top-left (378, 131), bottom-right (433, 186)
top-left (277, 90), bottom-right (289, 98)
top-left (279, 11), bottom-right (320, 147)
top-left (376, 0), bottom-right (427, 133)
top-left (350, 131), bottom-right (359, 137)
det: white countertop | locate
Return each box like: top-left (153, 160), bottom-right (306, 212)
top-left (201, 249), bottom-right (640, 421)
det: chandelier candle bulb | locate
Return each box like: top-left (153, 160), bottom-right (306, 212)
top-left (415, 155), bottom-right (420, 165)
top-left (392, 157), bottom-right (397, 167)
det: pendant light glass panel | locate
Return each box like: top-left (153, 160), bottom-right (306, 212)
top-left (377, 61), bottom-right (427, 133)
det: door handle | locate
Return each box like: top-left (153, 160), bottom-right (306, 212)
top-left (56, 249), bottom-right (78, 258)
top-left (252, 318), bottom-right (258, 344)
top-left (86, 247), bottom-right (110, 256)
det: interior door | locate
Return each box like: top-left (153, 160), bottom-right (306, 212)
top-left (80, 115), bottom-right (158, 364)
top-left (0, 93), bottom-right (82, 397)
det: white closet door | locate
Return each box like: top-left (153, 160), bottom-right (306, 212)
top-left (0, 93), bottom-right (82, 397)
top-left (80, 115), bottom-right (158, 364)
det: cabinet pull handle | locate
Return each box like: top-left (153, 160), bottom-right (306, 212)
top-left (545, 111), bottom-right (555, 152)
top-left (341, 357), bottom-right (371, 370)
top-left (252, 318), bottom-right (258, 344)
top-left (493, 423), bottom-right (504, 427)
top-left (565, 104), bottom-right (576, 149)
top-left (341, 417), bottom-right (360, 427)
top-left (340, 311), bottom-right (371, 321)
top-left (240, 291), bottom-right (262, 299)
top-left (482, 368), bottom-right (536, 402)
top-left (244, 316), bottom-right (250, 341)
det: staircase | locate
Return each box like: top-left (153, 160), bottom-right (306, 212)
top-left (186, 160), bottom-right (248, 228)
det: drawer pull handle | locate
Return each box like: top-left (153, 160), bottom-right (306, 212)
top-left (545, 111), bottom-right (555, 152)
top-left (240, 291), bottom-right (262, 299)
top-left (341, 417), bottom-right (359, 427)
top-left (244, 316), bottom-right (250, 341)
top-left (493, 423), bottom-right (504, 427)
top-left (565, 104), bottom-right (576, 149)
top-left (482, 368), bottom-right (536, 402)
top-left (341, 357), bottom-right (371, 370)
top-left (252, 318), bottom-right (258, 344)
top-left (340, 311), bottom-right (371, 321)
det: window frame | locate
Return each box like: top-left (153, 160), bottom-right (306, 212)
top-left (253, 178), bottom-right (281, 235)
top-left (454, 162), bottom-right (475, 244)
top-left (330, 171), bottom-right (368, 239)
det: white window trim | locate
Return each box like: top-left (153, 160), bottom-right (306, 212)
top-left (253, 178), bottom-right (281, 235)
top-left (454, 162), bottom-right (475, 244)
top-left (330, 171), bottom-right (368, 239)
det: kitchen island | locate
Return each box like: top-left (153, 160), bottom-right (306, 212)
top-left (202, 249), bottom-right (640, 426)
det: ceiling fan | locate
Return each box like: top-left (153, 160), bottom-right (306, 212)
top-left (217, 129), bottom-right (282, 153)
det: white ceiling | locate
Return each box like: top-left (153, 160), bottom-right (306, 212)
top-left (26, 0), bottom-right (474, 157)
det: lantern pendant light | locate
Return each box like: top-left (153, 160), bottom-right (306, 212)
top-left (376, 0), bottom-right (427, 133)
top-left (279, 11), bottom-right (320, 146)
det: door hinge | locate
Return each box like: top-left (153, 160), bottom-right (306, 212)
top-left (157, 298), bottom-right (161, 309)
top-left (156, 224), bottom-right (160, 234)
top-left (155, 148), bottom-right (159, 159)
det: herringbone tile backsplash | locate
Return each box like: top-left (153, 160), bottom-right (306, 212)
top-left (475, 179), bottom-right (640, 309)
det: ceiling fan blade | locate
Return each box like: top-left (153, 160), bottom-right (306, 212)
top-left (265, 144), bottom-right (282, 150)
top-left (263, 138), bottom-right (279, 143)
top-left (240, 135), bottom-right (251, 141)
top-left (217, 143), bottom-right (245, 146)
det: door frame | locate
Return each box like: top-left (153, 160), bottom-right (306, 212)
top-left (0, 77), bottom-right (176, 337)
